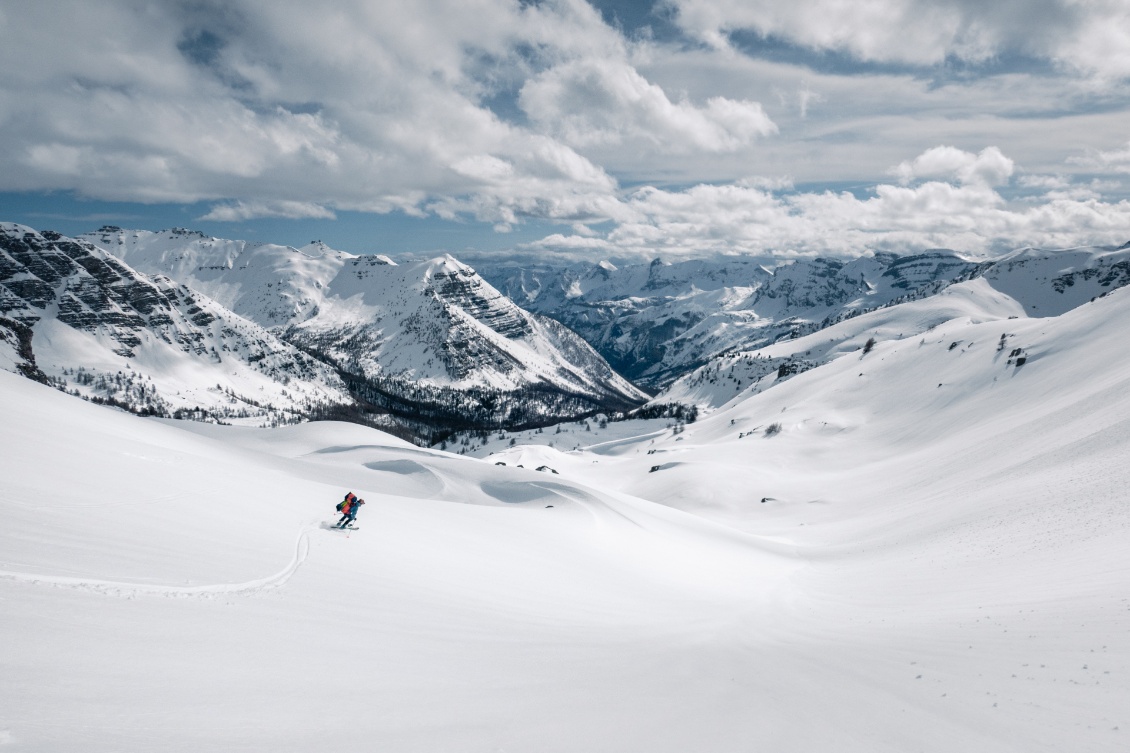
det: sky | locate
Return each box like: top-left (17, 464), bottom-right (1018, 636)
top-left (1, 0), bottom-right (1129, 261)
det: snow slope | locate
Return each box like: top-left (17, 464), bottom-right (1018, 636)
top-left (0, 372), bottom-right (796, 752)
top-left (658, 277), bottom-right (1027, 409)
top-left (481, 252), bottom-right (973, 386)
top-left (487, 285), bottom-right (1130, 750)
top-left (3, 285), bottom-right (1128, 751)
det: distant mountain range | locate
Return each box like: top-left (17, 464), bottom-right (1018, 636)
top-left (478, 245), bottom-right (1130, 390)
top-left (4, 221), bottom-right (1128, 440)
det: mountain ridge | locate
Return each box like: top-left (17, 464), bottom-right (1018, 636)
top-left (81, 226), bottom-right (643, 400)
top-left (0, 222), bottom-right (350, 422)
top-left (1, 223), bottom-right (646, 440)
top-left (478, 245), bottom-right (1130, 389)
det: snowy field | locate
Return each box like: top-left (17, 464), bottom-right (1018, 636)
top-left (3, 286), bottom-right (1129, 751)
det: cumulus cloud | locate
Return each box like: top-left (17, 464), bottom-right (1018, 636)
top-left (1017, 174), bottom-right (1071, 190)
top-left (0, 0), bottom-right (644, 222)
top-left (0, 0), bottom-right (791, 228)
top-left (519, 58), bottom-right (776, 153)
top-left (524, 233), bottom-right (615, 251)
top-left (531, 145), bottom-right (1130, 259)
top-left (665, 0), bottom-right (1130, 79)
top-left (894, 146), bottom-right (1014, 187)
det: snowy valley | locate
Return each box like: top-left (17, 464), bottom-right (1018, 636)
top-left (2, 228), bottom-right (1129, 751)
top-left (9, 1), bottom-right (1130, 750)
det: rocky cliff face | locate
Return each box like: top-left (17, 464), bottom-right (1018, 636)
top-left (1, 227), bottom-right (216, 355)
top-left (0, 224), bottom-right (349, 422)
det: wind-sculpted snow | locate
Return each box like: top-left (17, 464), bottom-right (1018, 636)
top-left (361, 459), bottom-right (445, 497)
top-left (474, 285), bottom-right (1130, 750)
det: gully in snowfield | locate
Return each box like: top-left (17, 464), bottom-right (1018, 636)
top-left (335, 492), bottom-right (365, 529)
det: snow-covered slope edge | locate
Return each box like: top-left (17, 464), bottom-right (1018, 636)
top-left (658, 277), bottom-right (1024, 409)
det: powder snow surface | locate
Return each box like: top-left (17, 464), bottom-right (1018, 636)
top-left (2, 287), bottom-right (1129, 751)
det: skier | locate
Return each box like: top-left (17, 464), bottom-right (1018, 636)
top-left (336, 497), bottom-right (365, 528)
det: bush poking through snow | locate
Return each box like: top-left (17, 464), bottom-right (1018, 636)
top-left (764, 422), bottom-right (782, 437)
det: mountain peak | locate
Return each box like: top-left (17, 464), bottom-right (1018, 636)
top-left (424, 253), bottom-right (472, 277)
top-left (165, 227), bottom-right (208, 239)
top-left (296, 240), bottom-right (365, 262)
top-left (7, 223), bottom-right (645, 435)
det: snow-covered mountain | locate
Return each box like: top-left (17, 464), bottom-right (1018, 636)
top-left (3, 263), bottom-right (1127, 751)
top-left (81, 227), bottom-right (646, 431)
top-left (0, 223), bottom-right (350, 422)
top-left (652, 244), bottom-right (1130, 410)
top-left (482, 255), bottom-right (774, 385)
top-left (479, 246), bottom-right (1130, 389)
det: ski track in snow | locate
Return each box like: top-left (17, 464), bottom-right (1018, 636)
top-left (0, 525), bottom-right (312, 599)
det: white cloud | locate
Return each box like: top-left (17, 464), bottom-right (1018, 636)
top-left (665, 0), bottom-right (1130, 79)
top-left (519, 58), bottom-right (776, 153)
top-left (0, 1), bottom-right (790, 225)
top-left (737, 175), bottom-right (793, 191)
top-left (524, 233), bottom-right (615, 251)
top-left (796, 84), bottom-right (822, 119)
top-left (529, 146), bottom-right (1130, 260)
top-left (894, 146), bottom-right (1014, 187)
top-left (0, 0), bottom-right (633, 222)
top-left (198, 201), bottom-right (336, 222)
top-left (1070, 142), bottom-right (1130, 174)
top-left (1017, 174), bottom-right (1071, 190)
top-left (2, 0), bottom-right (1129, 262)
top-left (1052, 2), bottom-right (1130, 82)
